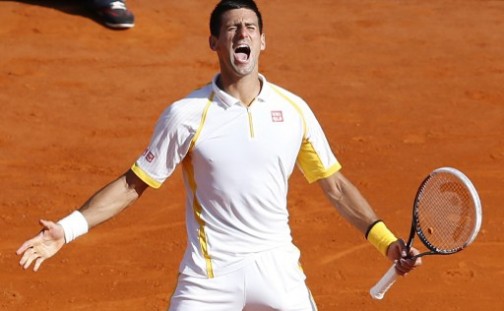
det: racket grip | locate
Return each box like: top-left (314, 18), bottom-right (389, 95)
top-left (370, 264), bottom-right (399, 300)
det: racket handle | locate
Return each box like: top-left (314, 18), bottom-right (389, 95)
top-left (370, 264), bottom-right (399, 300)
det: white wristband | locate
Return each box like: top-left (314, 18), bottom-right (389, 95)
top-left (57, 211), bottom-right (89, 244)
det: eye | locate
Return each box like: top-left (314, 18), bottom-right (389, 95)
top-left (244, 23), bottom-right (257, 31)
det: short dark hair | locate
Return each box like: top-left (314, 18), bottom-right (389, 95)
top-left (210, 0), bottom-right (263, 37)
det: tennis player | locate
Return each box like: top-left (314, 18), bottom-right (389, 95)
top-left (17, 1), bottom-right (421, 310)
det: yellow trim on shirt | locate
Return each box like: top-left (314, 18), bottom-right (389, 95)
top-left (131, 163), bottom-right (162, 189)
top-left (247, 109), bottom-right (255, 138)
top-left (298, 143), bottom-right (342, 183)
top-left (184, 92), bottom-right (215, 278)
top-left (182, 158), bottom-right (215, 278)
top-left (270, 85), bottom-right (341, 183)
top-left (189, 92), bottom-right (213, 152)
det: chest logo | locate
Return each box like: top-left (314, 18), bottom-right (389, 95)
top-left (271, 110), bottom-right (284, 122)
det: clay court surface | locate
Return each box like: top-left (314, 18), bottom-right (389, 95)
top-left (1, 0), bottom-right (503, 310)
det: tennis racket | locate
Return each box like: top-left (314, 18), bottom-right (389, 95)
top-left (370, 167), bottom-right (482, 300)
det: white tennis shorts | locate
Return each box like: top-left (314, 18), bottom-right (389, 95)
top-left (169, 245), bottom-right (318, 311)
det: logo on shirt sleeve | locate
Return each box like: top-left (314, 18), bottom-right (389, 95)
top-left (143, 148), bottom-right (156, 163)
top-left (271, 110), bottom-right (284, 122)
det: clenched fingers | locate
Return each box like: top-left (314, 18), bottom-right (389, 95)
top-left (395, 247), bottom-right (422, 275)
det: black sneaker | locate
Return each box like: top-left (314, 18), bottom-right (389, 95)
top-left (97, 1), bottom-right (135, 29)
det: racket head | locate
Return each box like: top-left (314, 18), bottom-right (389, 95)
top-left (412, 167), bottom-right (482, 255)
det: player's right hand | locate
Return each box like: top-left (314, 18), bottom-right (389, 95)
top-left (16, 219), bottom-right (66, 271)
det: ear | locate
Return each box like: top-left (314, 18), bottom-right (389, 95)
top-left (209, 36), bottom-right (218, 51)
top-left (260, 33), bottom-right (266, 51)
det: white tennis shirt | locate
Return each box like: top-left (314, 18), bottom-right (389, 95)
top-left (132, 74), bottom-right (341, 278)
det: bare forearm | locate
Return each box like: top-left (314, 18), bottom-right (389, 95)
top-left (78, 174), bottom-right (140, 228)
top-left (16, 171), bottom-right (146, 271)
top-left (319, 172), bottom-right (378, 234)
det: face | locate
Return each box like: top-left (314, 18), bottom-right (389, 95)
top-left (209, 8), bottom-right (266, 79)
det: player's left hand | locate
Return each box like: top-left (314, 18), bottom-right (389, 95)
top-left (386, 239), bottom-right (422, 275)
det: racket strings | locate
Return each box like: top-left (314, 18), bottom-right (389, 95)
top-left (415, 173), bottom-right (477, 253)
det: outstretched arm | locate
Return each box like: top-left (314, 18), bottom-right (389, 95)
top-left (77, 169), bottom-right (148, 228)
top-left (318, 171), bottom-right (421, 274)
top-left (16, 169), bottom-right (148, 271)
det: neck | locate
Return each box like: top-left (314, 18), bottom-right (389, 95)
top-left (217, 73), bottom-right (262, 107)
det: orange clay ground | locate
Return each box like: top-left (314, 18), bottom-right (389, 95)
top-left (1, 1), bottom-right (503, 310)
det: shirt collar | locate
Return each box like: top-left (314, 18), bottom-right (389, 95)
top-left (211, 73), bottom-right (271, 107)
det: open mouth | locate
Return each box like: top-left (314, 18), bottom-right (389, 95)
top-left (234, 45), bottom-right (251, 62)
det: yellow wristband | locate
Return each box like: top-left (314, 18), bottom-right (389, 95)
top-left (366, 220), bottom-right (398, 256)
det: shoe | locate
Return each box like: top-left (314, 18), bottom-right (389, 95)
top-left (96, 1), bottom-right (135, 29)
